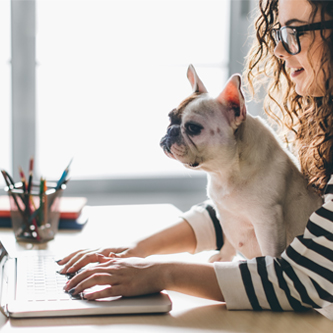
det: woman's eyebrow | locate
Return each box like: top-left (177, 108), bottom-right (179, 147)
top-left (281, 18), bottom-right (308, 26)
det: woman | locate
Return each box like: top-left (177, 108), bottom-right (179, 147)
top-left (59, 0), bottom-right (333, 317)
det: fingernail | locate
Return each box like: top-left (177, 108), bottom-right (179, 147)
top-left (55, 259), bottom-right (63, 263)
top-left (68, 288), bottom-right (76, 295)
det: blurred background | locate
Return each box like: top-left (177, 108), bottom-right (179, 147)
top-left (0, 0), bottom-right (261, 212)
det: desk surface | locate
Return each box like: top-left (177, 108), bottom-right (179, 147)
top-left (0, 204), bottom-right (332, 333)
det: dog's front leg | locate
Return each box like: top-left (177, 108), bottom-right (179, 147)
top-left (253, 205), bottom-right (286, 257)
top-left (208, 233), bottom-right (236, 263)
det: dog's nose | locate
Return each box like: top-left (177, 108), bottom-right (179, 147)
top-left (167, 125), bottom-right (180, 137)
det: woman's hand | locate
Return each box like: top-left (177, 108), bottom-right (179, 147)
top-left (63, 256), bottom-right (224, 302)
top-left (57, 246), bottom-right (139, 274)
top-left (57, 219), bottom-right (197, 274)
top-left (63, 256), bottom-right (166, 299)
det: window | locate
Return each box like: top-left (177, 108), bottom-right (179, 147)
top-left (7, 0), bottom-right (258, 202)
top-left (0, 0), bottom-right (11, 188)
top-left (35, 0), bottom-right (231, 180)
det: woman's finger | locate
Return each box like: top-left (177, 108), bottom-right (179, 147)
top-left (60, 250), bottom-right (95, 274)
top-left (68, 272), bottom-right (116, 295)
top-left (61, 249), bottom-right (113, 274)
top-left (65, 252), bottom-right (110, 273)
top-left (64, 265), bottom-right (116, 291)
top-left (56, 249), bottom-right (89, 265)
top-left (84, 285), bottom-right (123, 300)
top-left (58, 248), bottom-right (127, 273)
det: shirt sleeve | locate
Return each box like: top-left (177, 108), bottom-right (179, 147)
top-left (180, 200), bottom-right (224, 253)
top-left (214, 176), bottom-right (333, 320)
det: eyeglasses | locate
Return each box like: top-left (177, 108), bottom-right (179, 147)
top-left (271, 20), bottom-right (333, 55)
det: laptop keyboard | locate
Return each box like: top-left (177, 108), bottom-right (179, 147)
top-left (17, 255), bottom-right (83, 302)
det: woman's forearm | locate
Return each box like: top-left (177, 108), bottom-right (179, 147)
top-left (132, 219), bottom-right (197, 257)
top-left (162, 261), bottom-right (224, 302)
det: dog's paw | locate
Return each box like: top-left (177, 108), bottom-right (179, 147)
top-left (208, 252), bottom-right (234, 263)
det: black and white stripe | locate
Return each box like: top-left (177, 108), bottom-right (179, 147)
top-left (237, 180), bottom-right (333, 312)
top-left (198, 203), bottom-right (224, 250)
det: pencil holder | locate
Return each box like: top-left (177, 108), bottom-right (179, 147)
top-left (5, 182), bottom-right (66, 243)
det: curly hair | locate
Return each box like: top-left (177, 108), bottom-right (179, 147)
top-left (244, 0), bottom-right (333, 194)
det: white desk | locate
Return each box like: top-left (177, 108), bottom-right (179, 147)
top-left (0, 204), bottom-right (332, 333)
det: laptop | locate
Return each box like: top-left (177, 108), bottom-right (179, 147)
top-left (0, 241), bottom-right (172, 318)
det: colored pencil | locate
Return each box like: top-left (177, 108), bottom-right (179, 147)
top-left (2, 159), bottom-right (67, 241)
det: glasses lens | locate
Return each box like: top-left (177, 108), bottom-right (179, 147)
top-left (281, 27), bottom-right (299, 54)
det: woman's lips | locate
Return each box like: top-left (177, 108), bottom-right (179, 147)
top-left (291, 68), bottom-right (304, 78)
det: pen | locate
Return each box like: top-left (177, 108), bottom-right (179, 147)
top-left (1, 170), bottom-right (12, 189)
top-left (2, 170), bottom-right (15, 189)
top-left (56, 158), bottom-right (73, 190)
top-left (1, 170), bottom-right (30, 229)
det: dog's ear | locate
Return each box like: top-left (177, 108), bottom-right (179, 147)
top-left (187, 64), bottom-right (208, 94)
top-left (216, 74), bottom-right (246, 129)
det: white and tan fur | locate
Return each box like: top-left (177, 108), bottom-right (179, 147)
top-left (160, 64), bottom-right (322, 261)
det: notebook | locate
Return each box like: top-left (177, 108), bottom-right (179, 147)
top-left (0, 241), bottom-right (172, 318)
top-left (0, 206), bottom-right (89, 230)
top-left (0, 195), bottom-right (87, 220)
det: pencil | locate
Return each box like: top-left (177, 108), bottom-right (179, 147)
top-left (43, 180), bottom-right (47, 225)
top-left (18, 167), bottom-right (27, 193)
top-left (27, 157), bottom-right (34, 195)
top-left (39, 177), bottom-right (44, 226)
top-left (19, 166), bottom-right (31, 217)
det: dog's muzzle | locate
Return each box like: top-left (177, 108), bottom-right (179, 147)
top-left (160, 124), bottom-right (181, 153)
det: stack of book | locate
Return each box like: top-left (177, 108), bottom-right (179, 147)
top-left (0, 196), bottom-right (88, 230)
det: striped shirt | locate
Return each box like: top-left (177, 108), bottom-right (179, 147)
top-left (180, 176), bottom-right (333, 320)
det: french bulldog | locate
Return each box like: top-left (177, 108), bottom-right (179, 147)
top-left (160, 64), bottom-right (322, 261)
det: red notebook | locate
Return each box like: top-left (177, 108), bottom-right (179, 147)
top-left (0, 195), bottom-right (87, 220)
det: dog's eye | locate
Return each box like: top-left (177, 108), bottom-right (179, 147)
top-left (185, 123), bottom-right (203, 136)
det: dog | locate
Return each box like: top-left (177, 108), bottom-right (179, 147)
top-left (160, 64), bottom-right (322, 261)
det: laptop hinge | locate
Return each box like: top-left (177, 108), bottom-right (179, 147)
top-left (0, 257), bottom-right (9, 317)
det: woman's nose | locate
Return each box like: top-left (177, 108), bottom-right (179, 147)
top-left (273, 41), bottom-right (290, 60)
